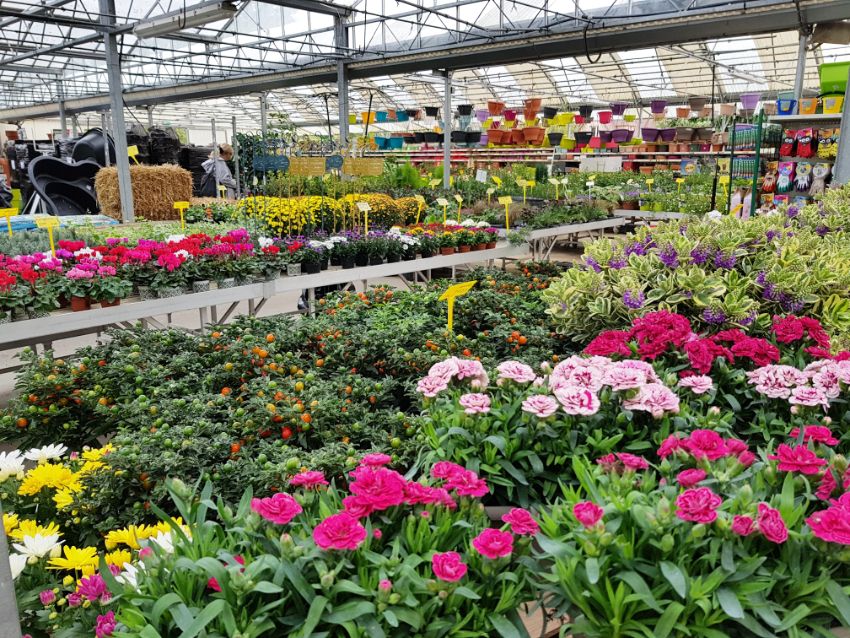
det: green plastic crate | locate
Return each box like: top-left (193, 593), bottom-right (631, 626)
top-left (819, 61), bottom-right (850, 95)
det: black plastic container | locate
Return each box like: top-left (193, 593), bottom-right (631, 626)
top-left (457, 104), bottom-right (473, 116)
top-left (543, 107), bottom-right (558, 119)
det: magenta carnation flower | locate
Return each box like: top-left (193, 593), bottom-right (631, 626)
top-left (675, 488), bottom-right (722, 524)
top-left (431, 551), bottom-right (468, 582)
top-left (472, 528), bottom-right (513, 559)
top-left (313, 512), bottom-right (367, 551)
top-left (251, 492), bottom-right (302, 525)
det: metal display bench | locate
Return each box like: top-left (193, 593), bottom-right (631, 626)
top-left (496, 218), bottom-right (625, 261)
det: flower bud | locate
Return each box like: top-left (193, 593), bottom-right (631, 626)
top-left (599, 532), bottom-right (614, 547)
top-left (320, 573), bottom-right (335, 588)
top-left (708, 406), bottom-right (721, 416)
top-left (389, 593), bottom-right (401, 605)
top-left (27, 556), bottom-right (38, 565)
top-left (790, 405), bottom-right (799, 415)
top-left (438, 590), bottom-right (449, 600)
top-left (170, 478), bottom-right (190, 499)
top-left (739, 484), bottom-right (753, 502)
top-left (660, 534), bottom-right (675, 552)
top-left (48, 612), bottom-right (58, 620)
top-left (82, 599), bottom-right (92, 609)
top-left (834, 455), bottom-right (848, 474)
top-left (62, 576), bottom-right (74, 587)
top-left (690, 524), bottom-right (706, 539)
top-left (715, 516), bottom-right (729, 532)
top-left (582, 540), bottom-right (598, 556)
top-left (823, 416), bottom-right (833, 425)
top-left (50, 544), bottom-right (62, 559)
top-left (57, 598), bottom-right (66, 607)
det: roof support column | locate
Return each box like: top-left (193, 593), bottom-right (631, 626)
top-left (0, 503), bottom-right (22, 638)
top-left (58, 80), bottom-right (67, 139)
top-left (442, 70), bottom-right (452, 190)
top-left (99, 0), bottom-right (134, 222)
top-left (335, 16), bottom-right (349, 148)
top-left (833, 67), bottom-right (850, 185)
top-left (147, 105), bottom-right (154, 129)
top-left (793, 32), bottom-right (809, 102)
top-left (260, 93), bottom-right (268, 137)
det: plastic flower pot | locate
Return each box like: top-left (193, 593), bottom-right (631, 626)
top-left (695, 127), bottom-right (714, 141)
top-left (522, 127), bottom-right (546, 145)
top-left (361, 111), bottom-right (376, 123)
top-left (598, 110), bottom-right (613, 124)
top-left (578, 105), bottom-right (594, 119)
top-left (554, 112), bottom-right (574, 125)
top-left (424, 131), bottom-right (441, 143)
top-left (406, 108), bottom-right (421, 119)
top-left (762, 102), bottom-right (777, 115)
top-left (823, 94), bottom-right (844, 114)
top-left (510, 129), bottom-right (525, 144)
top-left (574, 132), bottom-right (593, 144)
top-left (650, 99), bottom-right (667, 113)
top-left (676, 106), bottom-right (690, 118)
top-left (599, 131), bottom-right (613, 143)
top-left (457, 104), bottom-right (473, 115)
top-left (574, 115), bottom-right (585, 124)
top-left (543, 106), bottom-right (558, 119)
top-left (99, 298), bottom-right (120, 308)
top-left (479, 133), bottom-right (488, 145)
top-left (374, 136), bottom-right (388, 149)
top-left (641, 127), bottom-right (659, 141)
top-left (547, 132), bottom-right (564, 146)
top-left (303, 261), bottom-right (321, 274)
top-left (451, 130), bottom-right (466, 143)
top-left (388, 137), bottom-right (404, 149)
top-left (440, 247), bottom-right (455, 255)
top-left (475, 108), bottom-right (489, 122)
top-left (561, 137), bottom-right (576, 149)
top-left (487, 129), bottom-right (504, 144)
top-left (138, 285), bottom-right (156, 300)
top-left (341, 256), bottom-right (355, 269)
top-left (488, 100), bottom-right (505, 115)
top-left (675, 127), bottom-right (695, 141)
top-left (610, 102), bottom-right (628, 115)
top-left (624, 114), bottom-right (636, 122)
top-left (414, 132), bottom-right (425, 143)
top-left (286, 263), bottom-right (302, 277)
top-left (523, 109), bottom-right (538, 123)
top-left (740, 93), bottom-right (761, 110)
top-left (355, 254), bottom-right (369, 267)
top-left (465, 131), bottom-right (482, 145)
top-left (157, 287), bottom-right (183, 298)
top-left (374, 111), bottom-right (388, 122)
top-left (192, 280), bottom-right (211, 293)
top-left (403, 135), bottom-right (416, 144)
top-left (610, 128), bottom-right (633, 143)
top-left (720, 103), bottom-right (736, 116)
top-left (504, 109), bottom-right (517, 121)
top-left (776, 99), bottom-right (797, 115)
top-left (688, 97), bottom-right (707, 111)
top-left (524, 97), bottom-right (542, 111)
top-left (424, 106), bottom-right (439, 117)
top-left (348, 114), bottom-right (357, 124)
top-left (799, 97), bottom-right (818, 114)
top-left (700, 106), bottom-right (712, 117)
top-left (70, 295), bottom-right (90, 311)
top-left (396, 111), bottom-right (409, 122)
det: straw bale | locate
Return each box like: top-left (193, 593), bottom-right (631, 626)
top-left (95, 164), bottom-right (193, 220)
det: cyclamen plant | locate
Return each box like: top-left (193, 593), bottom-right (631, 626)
top-left (111, 458), bottom-right (537, 637)
top-left (534, 424), bottom-right (850, 638)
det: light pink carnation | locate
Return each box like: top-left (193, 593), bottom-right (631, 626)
top-left (677, 375), bottom-right (714, 395)
top-left (789, 385), bottom-right (830, 409)
top-left (458, 393), bottom-right (491, 414)
top-left (622, 383), bottom-right (680, 418)
top-left (417, 375), bottom-right (449, 398)
top-left (455, 358), bottom-right (489, 386)
top-left (521, 394), bottom-right (559, 418)
top-left (602, 363), bottom-right (647, 391)
top-left (428, 358), bottom-right (459, 383)
top-left (497, 361), bottom-right (536, 383)
top-left (554, 385), bottom-right (600, 416)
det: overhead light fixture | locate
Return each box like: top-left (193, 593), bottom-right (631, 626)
top-left (133, 1), bottom-right (238, 39)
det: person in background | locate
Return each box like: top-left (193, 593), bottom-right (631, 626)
top-left (201, 143), bottom-right (238, 198)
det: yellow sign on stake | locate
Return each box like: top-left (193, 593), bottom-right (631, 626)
top-left (127, 145), bottom-right (140, 164)
top-left (498, 195), bottom-right (513, 230)
top-left (173, 201), bottom-right (190, 230)
top-left (428, 178), bottom-right (441, 189)
top-left (548, 177), bottom-right (560, 200)
top-left (645, 178), bottom-right (654, 192)
top-left (439, 280), bottom-right (477, 332)
top-left (486, 187), bottom-right (495, 205)
top-left (34, 216), bottom-right (59, 256)
top-left (0, 208), bottom-right (16, 237)
top-left (491, 176), bottom-right (502, 187)
top-left (436, 197), bottom-right (449, 224)
top-left (414, 194), bottom-right (426, 224)
top-left (454, 194), bottom-right (463, 222)
top-left (356, 201), bottom-right (372, 234)
top-left (718, 175), bottom-right (730, 199)
top-left (676, 178), bottom-right (685, 194)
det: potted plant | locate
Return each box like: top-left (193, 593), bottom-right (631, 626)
top-left (333, 238), bottom-right (358, 269)
top-left (366, 236), bottom-right (387, 265)
top-left (354, 237), bottom-right (370, 267)
top-left (483, 228), bottom-right (498, 249)
top-left (472, 230), bottom-right (489, 250)
top-left (27, 278), bottom-right (59, 318)
top-left (438, 231), bottom-right (457, 255)
top-left (62, 267), bottom-right (95, 311)
top-left (90, 270), bottom-right (132, 307)
top-left (295, 246), bottom-right (323, 274)
top-left (149, 264), bottom-right (187, 298)
top-left (385, 238), bottom-right (404, 263)
top-left (0, 273), bottom-right (26, 322)
top-left (418, 233), bottom-right (438, 258)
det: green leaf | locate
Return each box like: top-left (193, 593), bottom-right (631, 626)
top-left (586, 557), bottom-right (600, 585)
top-left (775, 604), bottom-right (811, 632)
top-left (140, 627), bottom-right (163, 638)
top-left (178, 599), bottom-right (226, 638)
top-left (151, 593), bottom-right (183, 626)
top-left (252, 581), bottom-right (284, 594)
top-left (617, 571), bottom-right (662, 612)
top-left (325, 600), bottom-right (376, 624)
top-left (299, 595), bottom-right (328, 637)
top-left (654, 601), bottom-right (684, 638)
top-left (383, 609), bottom-right (399, 627)
top-left (827, 580), bottom-right (850, 627)
top-left (717, 588), bottom-right (744, 619)
top-left (453, 586), bottom-right (481, 600)
top-left (724, 393), bottom-right (741, 412)
top-left (660, 561), bottom-right (688, 599)
top-left (489, 614), bottom-right (522, 638)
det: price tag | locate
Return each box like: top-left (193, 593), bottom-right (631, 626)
top-left (589, 174), bottom-right (597, 181)
top-left (127, 145), bottom-right (140, 164)
top-left (498, 196), bottom-right (513, 205)
top-left (356, 201), bottom-right (372, 212)
top-left (526, 180), bottom-right (536, 188)
top-left (561, 177), bottom-right (570, 185)
top-left (516, 179), bottom-right (528, 187)
top-left (645, 178), bottom-right (654, 192)
top-left (718, 176), bottom-right (730, 185)
top-left (491, 176), bottom-right (502, 187)
top-left (35, 216), bottom-right (59, 256)
top-left (428, 178), bottom-right (441, 188)
top-left (548, 178), bottom-right (561, 200)
top-left (676, 178), bottom-right (685, 184)
top-left (435, 198), bottom-right (449, 207)
top-left (439, 280), bottom-right (478, 332)
top-left (0, 208), bottom-right (16, 237)
top-left (173, 201), bottom-right (190, 230)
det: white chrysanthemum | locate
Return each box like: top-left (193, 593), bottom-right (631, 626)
top-left (23, 444), bottom-right (68, 464)
top-left (12, 534), bottom-right (62, 559)
top-left (0, 450), bottom-right (25, 481)
top-left (328, 236), bottom-right (347, 243)
top-left (8, 554), bottom-right (27, 579)
top-left (476, 221), bottom-right (489, 228)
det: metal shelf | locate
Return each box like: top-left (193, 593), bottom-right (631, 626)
top-left (768, 114), bottom-right (843, 123)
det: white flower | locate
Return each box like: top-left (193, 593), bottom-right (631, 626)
top-left (476, 221), bottom-right (489, 228)
top-left (116, 562), bottom-right (142, 589)
top-left (148, 531), bottom-right (175, 553)
top-left (258, 236), bottom-right (274, 249)
top-left (165, 234), bottom-right (186, 244)
top-left (328, 236), bottom-right (347, 244)
top-left (460, 219), bottom-right (475, 227)
top-left (12, 534), bottom-right (62, 559)
top-left (23, 444), bottom-right (68, 464)
top-left (74, 247), bottom-right (102, 260)
top-left (308, 240), bottom-right (326, 249)
top-left (173, 249), bottom-right (191, 261)
top-left (8, 554), bottom-right (27, 579)
top-left (0, 450), bottom-right (25, 481)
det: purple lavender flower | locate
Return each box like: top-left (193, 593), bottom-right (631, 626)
top-left (607, 257), bottom-right (627, 269)
top-left (786, 205), bottom-right (799, 218)
top-left (623, 290), bottom-right (645, 309)
top-left (690, 246), bottom-right (711, 265)
top-left (816, 225), bottom-right (830, 237)
top-left (658, 245), bottom-right (679, 268)
top-left (584, 256), bottom-right (602, 273)
top-left (765, 230), bottom-right (780, 242)
top-left (739, 311), bottom-right (757, 326)
top-left (713, 252), bottom-right (737, 269)
top-left (702, 308), bottom-right (727, 325)
top-left (755, 271), bottom-right (767, 285)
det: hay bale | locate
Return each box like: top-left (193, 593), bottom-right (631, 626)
top-left (95, 164), bottom-right (193, 220)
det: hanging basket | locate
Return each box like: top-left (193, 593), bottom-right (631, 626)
top-left (689, 97), bottom-right (707, 111)
top-left (610, 102), bottom-right (629, 115)
top-left (650, 99), bottom-right (668, 114)
top-left (487, 100), bottom-right (505, 115)
top-left (676, 106), bottom-right (690, 118)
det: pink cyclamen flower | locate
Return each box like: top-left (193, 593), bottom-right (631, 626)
top-left (416, 375), bottom-right (449, 398)
top-left (458, 393), bottom-right (491, 415)
top-left (251, 492), bottom-right (303, 525)
top-left (554, 385), bottom-right (601, 416)
top-left (360, 453), bottom-right (392, 467)
top-left (768, 444), bottom-right (828, 475)
top-left (757, 503), bottom-right (788, 544)
top-left (472, 528), bottom-right (514, 559)
top-left (431, 551), bottom-right (468, 582)
top-left (289, 471), bottom-right (329, 488)
top-left (521, 394), bottom-right (559, 418)
top-left (39, 589), bottom-right (56, 605)
top-left (790, 425), bottom-right (839, 446)
top-left (497, 361), bottom-right (536, 383)
top-left (622, 383), bottom-right (680, 418)
top-left (573, 501), bottom-right (604, 528)
top-left (379, 579), bottom-right (392, 591)
top-left (732, 515), bottom-right (756, 537)
top-left (501, 508), bottom-right (539, 536)
top-left (95, 611), bottom-right (117, 638)
top-left (313, 512), bottom-right (367, 551)
top-left (789, 386), bottom-right (830, 409)
top-left (676, 468), bottom-right (707, 487)
top-left (675, 488), bottom-right (723, 524)
top-left (677, 375), bottom-right (714, 395)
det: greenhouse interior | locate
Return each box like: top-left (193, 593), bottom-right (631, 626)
top-left (5, 0), bottom-right (850, 636)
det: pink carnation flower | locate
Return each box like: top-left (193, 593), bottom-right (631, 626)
top-left (657, 434), bottom-right (686, 458)
top-left (445, 469), bottom-right (489, 498)
top-left (497, 361), bottom-right (536, 383)
top-left (431, 461), bottom-right (465, 480)
top-left (501, 508), bottom-right (539, 536)
top-left (685, 430), bottom-right (729, 461)
top-left (677, 375), bottom-right (714, 395)
top-left (416, 375), bottom-right (449, 398)
top-left (676, 468), bottom-right (707, 487)
top-left (360, 453), bottom-right (392, 467)
top-left (602, 363), bottom-right (647, 391)
top-left (757, 503), bottom-right (788, 544)
top-left (349, 467), bottom-right (407, 512)
top-left (622, 383), bottom-right (680, 418)
top-left (431, 551), bottom-right (468, 582)
top-left (289, 471), bottom-right (329, 488)
top-left (521, 394), bottom-right (559, 418)
top-left (573, 501), bottom-right (604, 528)
top-left (768, 444), bottom-right (828, 475)
top-left (472, 528), bottom-right (514, 559)
top-left (807, 494), bottom-right (850, 545)
top-left (458, 393), bottom-right (491, 415)
top-left (731, 515), bottom-right (756, 536)
top-left (789, 386), bottom-right (830, 409)
top-left (790, 425), bottom-right (839, 446)
top-left (675, 487), bottom-right (723, 524)
top-left (313, 512), bottom-right (367, 550)
top-left (428, 359), bottom-right (459, 383)
top-left (251, 492), bottom-right (303, 525)
top-left (554, 385), bottom-right (600, 416)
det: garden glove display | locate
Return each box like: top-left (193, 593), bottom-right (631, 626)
top-left (809, 163), bottom-right (831, 196)
top-left (761, 162), bottom-right (778, 193)
top-left (776, 162), bottom-right (795, 194)
top-left (794, 161), bottom-right (812, 191)
top-left (779, 129), bottom-right (796, 157)
top-left (796, 128), bottom-right (816, 158)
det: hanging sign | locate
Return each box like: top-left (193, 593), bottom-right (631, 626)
top-left (34, 216), bottom-right (59, 256)
top-left (289, 157), bottom-right (327, 177)
top-left (173, 201), bottom-right (190, 230)
top-left (439, 280), bottom-right (477, 332)
top-left (0, 208), bottom-right (15, 237)
top-left (253, 154), bottom-right (289, 172)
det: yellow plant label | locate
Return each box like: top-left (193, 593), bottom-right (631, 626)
top-left (498, 196), bottom-right (513, 205)
top-left (439, 280), bottom-right (478, 332)
top-left (428, 179), bottom-right (441, 188)
top-left (491, 176), bottom-right (502, 186)
top-left (34, 216), bottom-right (59, 229)
top-left (0, 207), bottom-right (15, 237)
top-left (548, 178), bottom-right (560, 185)
top-left (414, 195), bottom-right (426, 204)
top-left (356, 201), bottom-right (372, 212)
top-left (436, 198), bottom-right (449, 207)
top-left (454, 195), bottom-right (463, 203)
top-left (127, 145), bottom-right (140, 164)
top-left (174, 201), bottom-right (190, 230)
top-left (486, 188), bottom-right (496, 195)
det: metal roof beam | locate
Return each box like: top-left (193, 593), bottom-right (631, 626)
top-left (0, 8), bottom-right (109, 31)
top-left (258, 0), bottom-right (352, 17)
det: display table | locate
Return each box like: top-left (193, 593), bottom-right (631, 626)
top-left (497, 218), bottom-right (624, 260)
top-left (612, 209), bottom-right (686, 221)
top-left (0, 243), bottom-right (526, 368)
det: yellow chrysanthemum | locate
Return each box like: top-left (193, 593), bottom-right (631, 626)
top-left (78, 460), bottom-right (105, 476)
top-left (104, 524), bottom-right (156, 550)
top-left (150, 518), bottom-right (183, 535)
top-left (104, 549), bottom-right (132, 568)
top-left (53, 489), bottom-right (76, 510)
top-left (81, 445), bottom-right (113, 462)
top-left (3, 512), bottom-right (18, 535)
top-left (18, 463), bottom-right (76, 496)
top-left (9, 519), bottom-right (61, 540)
top-left (48, 546), bottom-right (99, 575)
